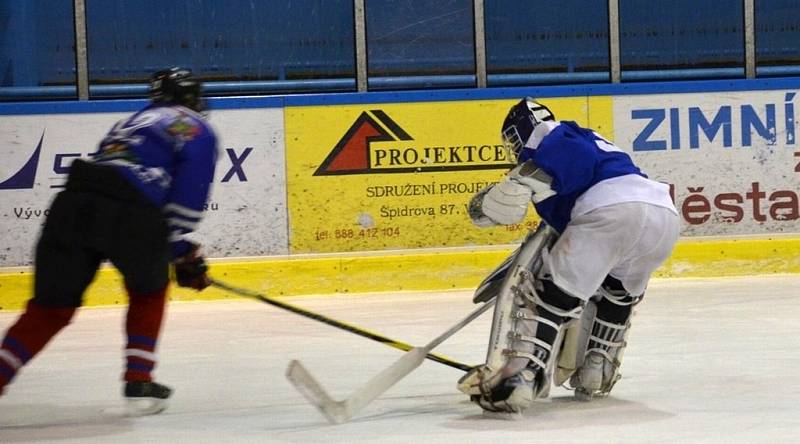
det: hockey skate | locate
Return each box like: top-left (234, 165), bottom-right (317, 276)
top-left (461, 351), bottom-right (548, 415)
top-left (123, 381), bottom-right (173, 416)
top-left (459, 275), bottom-right (580, 415)
top-left (570, 317), bottom-right (629, 401)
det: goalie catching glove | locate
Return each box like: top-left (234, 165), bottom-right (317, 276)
top-left (173, 244), bottom-right (211, 290)
top-left (468, 161), bottom-right (555, 227)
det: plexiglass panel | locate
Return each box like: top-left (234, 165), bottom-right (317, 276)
top-left (365, 0), bottom-right (475, 88)
top-left (755, 0), bottom-right (800, 75)
top-left (619, 0), bottom-right (744, 79)
top-left (0, 0), bottom-right (76, 99)
top-left (85, 0), bottom-right (355, 91)
top-left (485, 0), bottom-right (609, 85)
top-left (5, 0), bottom-right (800, 100)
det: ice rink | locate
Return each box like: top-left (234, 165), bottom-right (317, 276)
top-left (1, 274), bottom-right (798, 443)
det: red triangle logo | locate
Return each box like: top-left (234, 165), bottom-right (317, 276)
top-left (314, 112), bottom-right (396, 175)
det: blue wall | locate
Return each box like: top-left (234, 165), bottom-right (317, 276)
top-left (1, 0), bottom-right (799, 100)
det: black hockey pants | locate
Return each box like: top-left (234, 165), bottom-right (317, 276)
top-left (33, 160), bottom-right (170, 308)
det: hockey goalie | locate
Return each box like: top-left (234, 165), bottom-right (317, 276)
top-left (458, 98), bottom-right (680, 414)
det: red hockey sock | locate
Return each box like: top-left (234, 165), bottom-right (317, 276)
top-left (124, 285), bottom-right (168, 383)
top-left (0, 300), bottom-right (76, 393)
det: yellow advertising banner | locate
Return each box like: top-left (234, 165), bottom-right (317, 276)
top-left (285, 96), bottom-right (612, 253)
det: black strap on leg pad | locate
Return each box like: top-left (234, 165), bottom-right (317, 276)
top-left (596, 275), bottom-right (642, 324)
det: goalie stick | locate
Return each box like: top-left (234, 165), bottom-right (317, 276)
top-left (209, 278), bottom-right (472, 371)
top-left (286, 298), bottom-right (495, 424)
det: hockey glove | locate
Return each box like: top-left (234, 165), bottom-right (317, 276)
top-left (481, 179), bottom-right (532, 225)
top-left (468, 187), bottom-right (499, 227)
top-left (174, 245), bottom-right (211, 291)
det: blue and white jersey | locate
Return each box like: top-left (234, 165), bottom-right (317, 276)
top-left (519, 121), bottom-right (675, 233)
top-left (93, 103), bottom-right (218, 258)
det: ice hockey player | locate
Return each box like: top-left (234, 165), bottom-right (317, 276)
top-left (0, 67), bottom-right (217, 415)
top-left (458, 97), bottom-right (680, 414)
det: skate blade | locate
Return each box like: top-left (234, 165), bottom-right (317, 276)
top-left (574, 387), bottom-right (608, 402)
top-left (481, 409), bottom-right (524, 421)
top-left (102, 398), bottom-right (168, 417)
top-left (126, 398), bottom-right (168, 416)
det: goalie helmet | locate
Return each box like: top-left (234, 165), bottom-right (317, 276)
top-left (501, 97), bottom-right (555, 162)
top-left (149, 67), bottom-right (205, 113)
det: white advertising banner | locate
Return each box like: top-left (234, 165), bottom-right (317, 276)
top-left (0, 108), bottom-right (288, 267)
top-left (614, 89), bottom-right (800, 236)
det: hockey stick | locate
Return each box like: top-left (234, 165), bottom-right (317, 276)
top-left (285, 298), bottom-right (495, 424)
top-left (209, 278), bottom-right (472, 372)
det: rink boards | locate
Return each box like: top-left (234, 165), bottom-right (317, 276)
top-left (1, 79), bottom-right (799, 309)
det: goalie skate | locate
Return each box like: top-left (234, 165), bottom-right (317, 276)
top-left (571, 316), bottom-right (633, 401)
top-left (569, 282), bottom-right (641, 401)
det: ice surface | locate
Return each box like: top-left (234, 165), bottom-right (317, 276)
top-left (1, 274), bottom-right (799, 443)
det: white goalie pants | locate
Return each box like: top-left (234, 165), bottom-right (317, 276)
top-left (543, 202), bottom-right (680, 301)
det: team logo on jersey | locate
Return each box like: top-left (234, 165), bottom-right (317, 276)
top-left (166, 116), bottom-right (202, 141)
top-left (313, 110), bottom-right (511, 176)
top-left (0, 132), bottom-right (43, 190)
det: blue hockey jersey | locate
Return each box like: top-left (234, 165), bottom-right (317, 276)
top-left (93, 103), bottom-right (218, 258)
top-left (517, 121), bottom-right (671, 233)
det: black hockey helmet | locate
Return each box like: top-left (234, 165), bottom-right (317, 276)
top-left (501, 97), bottom-right (555, 161)
top-left (149, 67), bottom-right (205, 113)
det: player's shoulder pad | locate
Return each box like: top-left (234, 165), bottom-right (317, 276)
top-left (156, 106), bottom-right (212, 142)
top-left (518, 121), bottom-right (559, 163)
top-left (536, 120), bottom-right (594, 151)
top-left (557, 120), bottom-right (595, 139)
